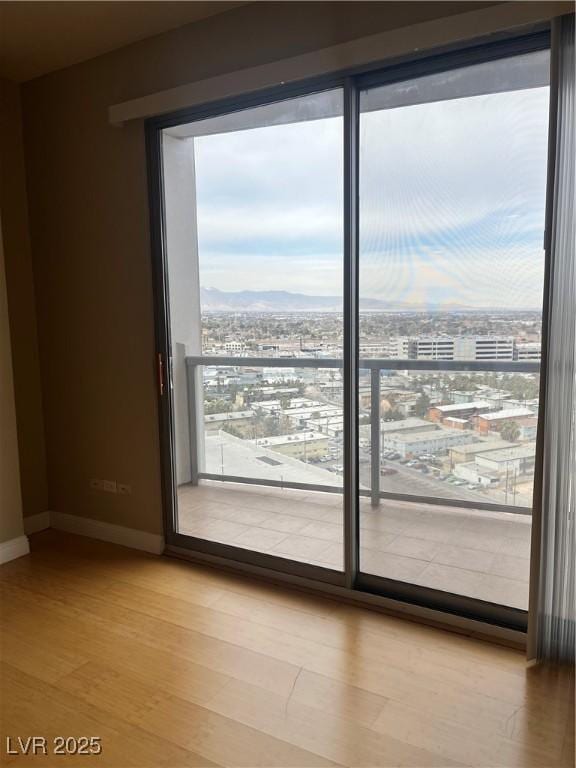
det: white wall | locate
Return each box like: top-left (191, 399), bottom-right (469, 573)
top-left (163, 135), bottom-right (203, 485)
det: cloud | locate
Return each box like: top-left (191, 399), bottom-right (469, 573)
top-left (183, 81), bottom-right (549, 308)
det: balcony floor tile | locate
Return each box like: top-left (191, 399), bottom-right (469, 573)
top-left (177, 482), bottom-right (531, 609)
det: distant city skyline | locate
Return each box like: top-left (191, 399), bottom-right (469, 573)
top-left (193, 85), bottom-right (549, 310)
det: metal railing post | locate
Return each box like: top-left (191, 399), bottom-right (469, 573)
top-left (370, 367), bottom-right (381, 508)
top-left (186, 362), bottom-right (200, 486)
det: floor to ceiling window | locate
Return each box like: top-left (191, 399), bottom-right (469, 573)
top-left (151, 33), bottom-right (551, 626)
top-left (357, 49), bottom-right (550, 611)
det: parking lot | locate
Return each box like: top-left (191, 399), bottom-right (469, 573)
top-left (315, 440), bottom-right (533, 510)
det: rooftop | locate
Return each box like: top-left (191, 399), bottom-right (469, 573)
top-left (206, 432), bottom-right (342, 485)
top-left (381, 417), bottom-right (434, 433)
top-left (449, 440), bottom-right (515, 455)
top-left (386, 428), bottom-right (474, 444)
top-left (434, 401), bottom-right (491, 413)
top-left (477, 443), bottom-right (537, 461)
top-left (479, 407), bottom-right (535, 421)
top-left (252, 432), bottom-right (328, 447)
top-left (205, 410), bottom-right (254, 422)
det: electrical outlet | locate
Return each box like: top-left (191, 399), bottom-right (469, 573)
top-left (117, 483), bottom-right (132, 495)
top-left (101, 479), bottom-right (117, 493)
top-left (89, 479), bottom-right (103, 490)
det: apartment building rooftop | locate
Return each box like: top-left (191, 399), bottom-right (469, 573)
top-left (251, 432), bottom-right (328, 447)
top-left (478, 443), bottom-right (537, 461)
top-left (205, 410), bottom-right (254, 423)
top-left (479, 407), bottom-right (535, 421)
top-left (434, 400), bottom-right (492, 413)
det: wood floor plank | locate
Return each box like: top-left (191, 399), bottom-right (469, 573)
top-left (201, 674), bottom-right (461, 767)
top-left (0, 663), bottom-right (219, 767)
top-left (0, 579), bottom-right (301, 698)
top-left (0, 630), bottom-right (87, 684)
top-left (56, 662), bottom-right (341, 768)
top-left (371, 699), bottom-right (563, 768)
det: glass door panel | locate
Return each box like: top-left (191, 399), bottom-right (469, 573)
top-left (161, 89), bottom-right (345, 571)
top-left (358, 50), bottom-right (550, 609)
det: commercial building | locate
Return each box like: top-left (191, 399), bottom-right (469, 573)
top-left (476, 407), bottom-right (536, 434)
top-left (453, 462), bottom-right (501, 486)
top-left (514, 342), bottom-right (541, 360)
top-left (382, 428), bottom-right (475, 458)
top-left (428, 400), bottom-right (492, 423)
top-left (284, 404), bottom-right (341, 428)
top-left (389, 336), bottom-right (516, 361)
top-left (254, 397), bottom-right (321, 414)
top-left (250, 432), bottom-right (329, 460)
top-left (308, 414), bottom-right (344, 438)
top-left (204, 410), bottom-right (254, 433)
top-left (475, 443), bottom-right (537, 476)
top-left (381, 417), bottom-right (438, 436)
top-left (449, 440), bottom-right (515, 465)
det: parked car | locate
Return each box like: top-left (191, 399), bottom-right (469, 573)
top-left (453, 479), bottom-right (467, 486)
top-left (406, 460), bottom-right (419, 467)
top-left (399, 458), bottom-right (410, 464)
top-left (381, 467), bottom-right (398, 476)
top-left (467, 483), bottom-right (481, 490)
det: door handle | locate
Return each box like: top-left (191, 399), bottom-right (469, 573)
top-left (157, 352), bottom-right (165, 396)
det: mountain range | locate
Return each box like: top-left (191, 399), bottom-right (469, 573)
top-left (199, 287), bottom-right (526, 313)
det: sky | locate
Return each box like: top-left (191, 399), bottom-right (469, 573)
top-left (190, 76), bottom-right (550, 310)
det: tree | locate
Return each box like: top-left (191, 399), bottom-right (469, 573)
top-left (500, 420), bottom-right (521, 442)
top-left (414, 392), bottom-right (431, 418)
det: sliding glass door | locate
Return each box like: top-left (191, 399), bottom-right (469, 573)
top-left (357, 49), bottom-right (550, 616)
top-left (159, 90), bottom-right (346, 577)
top-left (149, 32), bottom-right (551, 626)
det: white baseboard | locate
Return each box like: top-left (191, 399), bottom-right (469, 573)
top-left (0, 535), bottom-right (30, 565)
top-left (23, 511), bottom-right (51, 535)
top-left (51, 511), bottom-right (164, 555)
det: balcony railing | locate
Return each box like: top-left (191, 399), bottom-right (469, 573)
top-left (183, 354), bottom-right (540, 515)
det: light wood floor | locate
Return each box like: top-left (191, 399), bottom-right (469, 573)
top-left (0, 530), bottom-right (573, 767)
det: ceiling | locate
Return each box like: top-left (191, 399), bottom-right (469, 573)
top-left (0, 1), bottom-right (245, 82)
